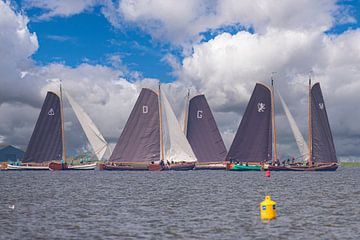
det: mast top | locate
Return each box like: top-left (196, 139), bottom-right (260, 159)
top-left (308, 71), bottom-right (313, 86)
top-left (270, 72), bottom-right (277, 86)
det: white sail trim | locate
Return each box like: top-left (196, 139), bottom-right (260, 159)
top-left (162, 90), bottom-right (197, 163)
top-left (278, 91), bottom-right (309, 162)
top-left (65, 91), bottom-right (108, 160)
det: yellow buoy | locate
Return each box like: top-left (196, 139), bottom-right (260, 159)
top-left (260, 195), bottom-right (277, 220)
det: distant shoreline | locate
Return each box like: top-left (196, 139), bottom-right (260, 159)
top-left (341, 162), bottom-right (360, 167)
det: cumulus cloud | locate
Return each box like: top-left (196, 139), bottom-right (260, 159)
top-left (23, 0), bottom-right (99, 19)
top-left (178, 27), bottom-right (360, 160)
top-left (0, 1), bottom-right (40, 105)
top-left (22, 0), bottom-right (348, 47)
top-left (118, 0), bottom-right (343, 46)
top-left (0, 1), bottom-right (148, 155)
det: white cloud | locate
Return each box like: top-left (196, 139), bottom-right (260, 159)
top-left (0, 0), bottom-right (40, 105)
top-left (23, 0), bottom-right (122, 27)
top-left (178, 28), bottom-right (360, 160)
top-left (119, 0), bottom-right (341, 46)
top-left (0, 1), bottom-right (146, 154)
top-left (23, 0), bottom-right (99, 19)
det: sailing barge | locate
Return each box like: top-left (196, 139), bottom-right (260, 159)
top-left (100, 85), bottom-right (197, 171)
top-left (268, 79), bottom-right (338, 171)
top-left (184, 94), bottom-right (227, 170)
top-left (225, 82), bottom-right (274, 171)
top-left (7, 82), bottom-right (107, 171)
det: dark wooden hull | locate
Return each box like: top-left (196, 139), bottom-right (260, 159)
top-left (148, 162), bottom-right (196, 171)
top-left (99, 162), bottom-right (194, 171)
top-left (147, 163), bottom-right (164, 171)
top-left (267, 163), bottom-right (338, 171)
top-left (99, 163), bottom-right (148, 171)
top-left (49, 162), bottom-right (96, 171)
top-left (169, 162), bottom-right (195, 171)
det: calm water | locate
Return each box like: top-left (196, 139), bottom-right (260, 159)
top-left (0, 168), bottom-right (359, 240)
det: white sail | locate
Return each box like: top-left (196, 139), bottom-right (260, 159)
top-left (161, 89), bottom-right (197, 163)
top-left (278, 91), bottom-right (309, 162)
top-left (65, 91), bottom-right (108, 160)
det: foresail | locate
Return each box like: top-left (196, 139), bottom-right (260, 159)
top-left (311, 83), bottom-right (337, 163)
top-left (109, 88), bottom-right (160, 163)
top-left (162, 90), bottom-right (197, 163)
top-left (278, 91), bottom-right (309, 161)
top-left (187, 95), bottom-right (227, 162)
top-left (226, 83), bottom-right (272, 163)
top-left (65, 91), bottom-right (108, 160)
top-left (23, 92), bottom-right (62, 163)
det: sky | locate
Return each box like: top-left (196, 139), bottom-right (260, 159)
top-left (1, 0), bottom-right (360, 161)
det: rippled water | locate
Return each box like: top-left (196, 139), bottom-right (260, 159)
top-left (1, 168), bottom-right (359, 239)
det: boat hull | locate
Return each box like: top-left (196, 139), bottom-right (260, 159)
top-left (147, 163), bottom-right (164, 171)
top-left (6, 164), bottom-right (49, 171)
top-left (99, 163), bottom-right (148, 171)
top-left (148, 162), bottom-right (196, 171)
top-left (49, 162), bottom-right (96, 171)
top-left (194, 162), bottom-right (226, 170)
top-left (168, 162), bottom-right (195, 171)
top-left (268, 163), bottom-right (338, 171)
top-left (99, 162), bottom-right (196, 171)
top-left (227, 163), bottom-right (261, 171)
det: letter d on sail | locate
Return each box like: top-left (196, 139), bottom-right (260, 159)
top-left (197, 110), bottom-right (203, 119)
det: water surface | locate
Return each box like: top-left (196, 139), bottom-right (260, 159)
top-left (1, 168), bottom-right (359, 239)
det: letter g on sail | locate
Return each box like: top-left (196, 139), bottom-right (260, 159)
top-left (48, 108), bottom-right (55, 116)
top-left (257, 102), bottom-right (266, 113)
top-left (197, 110), bottom-right (203, 119)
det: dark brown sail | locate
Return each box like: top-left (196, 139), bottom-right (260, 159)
top-left (186, 95), bottom-right (227, 162)
top-left (23, 92), bottom-right (63, 163)
top-left (226, 83), bottom-right (272, 163)
top-left (311, 83), bottom-right (337, 163)
top-left (109, 88), bottom-right (160, 163)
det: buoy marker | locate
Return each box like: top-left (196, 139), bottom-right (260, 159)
top-left (265, 169), bottom-right (270, 177)
top-left (260, 195), bottom-right (276, 220)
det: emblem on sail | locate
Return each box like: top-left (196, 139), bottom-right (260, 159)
top-left (319, 103), bottom-right (324, 110)
top-left (226, 83), bottom-right (272, 163)
top-left (48, 108), bottom-right (55, 116)
top-left (142, 105), bottom-right (148, 114)
top-left (197, 110), bottom-right (203, 119)
top-left (257, 102), bottom-right (266, 112)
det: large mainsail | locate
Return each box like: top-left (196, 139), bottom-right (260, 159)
top-left (65, 91), bottom-right (108, 160)
top-left (162, 90), bottom-right (197, 163)
top-left (278, 91), bottom-right (309, 161)
top-left (109, 88), bottom-right (160, 163)
top-left (226, 83), bottom-right (272, 163)
top-left (23, 92), bottom-right (63, 163)
top-left (311, 83), bottom-right (337, 163)
top-left (186, 95), bottom-right (227, 162)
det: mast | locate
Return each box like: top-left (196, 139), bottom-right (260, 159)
top-left (59, 80), bottom-right (66, 163)
top-left (308, 75), bottom-right (313, 166)
top-left (271, 76), bottom-right (277, 163)
top-left (183, 89), bottom-right (190, 134)
top-left (158, 83), bottom-right (165, 161)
